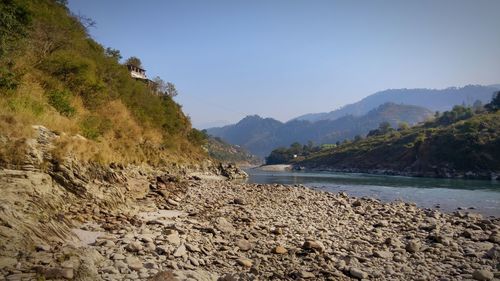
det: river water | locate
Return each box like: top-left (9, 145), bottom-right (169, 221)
top-left (244, 169), bottom-right (500, 217)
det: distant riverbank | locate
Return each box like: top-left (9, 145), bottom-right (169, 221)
top-left (253, 164), bottom-right (293, 172)
top-left (295, 166), bottom-right (500, 180)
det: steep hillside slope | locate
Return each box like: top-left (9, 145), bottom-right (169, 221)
top-left (295, 85), bottom-right (499, 122)
top-left (0, 0), bottom-right (206, 167)
top-left (205, 136), bottom-right (262, 166)
top-left (208, 103), bottom-right (431, 157)
top-left (296, 105), bottom-right (500, 179)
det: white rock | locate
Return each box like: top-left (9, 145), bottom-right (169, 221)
top-left (173, 244), bottom-right (187, 257)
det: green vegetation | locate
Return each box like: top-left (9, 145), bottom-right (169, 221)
top-left (485, 92), bottom-right (500, 111)
top-left (46, 90), bottom-right (75, 117)
top-left (432, 105), bottom-right (474, 126)
top-left (295, 93), bottom-right (500, 178)
top-left (0, 0), bottom-right (207, 166)
top-left (206, 135), bottom-right (262, 165)
top-left (367, 121), bottom-right (394, 137)
top-left (266, 142), bottom-right (320, 165)
top-left (125, 56), bottom-right (142, 68)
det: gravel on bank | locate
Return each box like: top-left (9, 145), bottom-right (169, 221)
top-left (1, 178), bottom-right (499, 281)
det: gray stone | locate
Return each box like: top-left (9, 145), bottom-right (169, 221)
top-left (44, 268), bottom-right (74, 280)
top-left (173, 244), bottom-right (187, 257)
top-left (0, 257), bottom-right (17, 270)
top-left (115, 260), bottom-right (128, 269)
top-left (101, 266), bottom-right (119, 274)
top-left (140, 236), bottom-right (154, 243)
top-left (350, 267), bottom-right (368, 279)
top-left (112, 253), bottom-right (126, 260)
top-left (374, 220), bottom-right (389, 227)
top-left (186, 243), bottom-right (201, 252)
top-left (273, 245), bottom-right (287, 254)
top-left (406, 240), bottom-right (421, 253)
top-left (167, 199), bottom-right (180, 206)
top-left (302, 240), bottom-right (324, 252)
top-left (233, 198), bottom-right (245, 205)
top-left (215, 217), bottom-right (235, 233)
top-left (235, 239), bottom-right (252, 251)
top-left (126, 256), bottom-right (143, 271)
top-left (36, 244), bottom-right (51, 252)
top-left (126, 241), bottom-right (143, 252)
top-left (299, 271), bottom-right (315, 278)
top-left (472, 269), bottom-right (494, 281)
top-left (374, 250), bottom-right (393, 259)
top-left (166, 232), bottom-right (181, 246)
top-left (236, 258), bottom-right (253, 267)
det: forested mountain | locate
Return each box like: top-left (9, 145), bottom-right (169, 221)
top-left (208, 103), bottom-right (432, 157)
top-left (295, 96), bottom-right (500, 179)
top-left (294, 85), bottom-right (499, 122)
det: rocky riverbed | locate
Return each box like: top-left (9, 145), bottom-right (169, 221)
top-left (1, 171), bottom-right (499, 281)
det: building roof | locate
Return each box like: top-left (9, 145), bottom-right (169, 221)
top-left (126, 64), bottom-right (145, 72)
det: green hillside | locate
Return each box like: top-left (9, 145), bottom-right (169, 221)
top-left (295, 98), bottom-right (500, 179)
top-left (205, 135), bottom-right (262, 166)
top-left (0, 0), bottom-right (206, 166)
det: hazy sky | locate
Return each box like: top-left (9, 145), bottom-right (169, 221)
top-left (68, 0), bottom-right (500, 128)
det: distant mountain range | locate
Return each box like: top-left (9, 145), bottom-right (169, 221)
top-left (207, 103), bottom-right (432, 157)
top-left (207, 85), bottom-right (499, 157)
top-left (294, 85), bottom-right (500, 122)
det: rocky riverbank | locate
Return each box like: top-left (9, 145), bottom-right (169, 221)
top-left (1, 169), bottom-right (499, 280)
top-left (293, 165), bottom-right (500, 181)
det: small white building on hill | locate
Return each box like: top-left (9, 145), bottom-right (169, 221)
top-left (127, 64), bottom-right (147, 80)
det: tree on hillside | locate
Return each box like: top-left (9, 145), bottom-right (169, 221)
top-left (55, 0), bottom-right (68, 6)
top-left (152, 76), bottom-right (166, 94)
top-left (266, 147), bottom-right (291, 165)
top-left (0, 0), bottom-right (31, 89)
top-left (485, 91), bottom-right (500, 112)
top-left (165, 82), bottom-right (178, 97)
top-left (379, 121), bottom-right (392, 133)
top-left (368, 121), bottom-right (393, 136)
top-left (398, 122), bottom-right (410, 131)
top-left (436, 105), bottom-right (473, 125)
top-left (105, 47), bottom-right (121, 61)
top-left (152, 77), bottom-right (179, 97)
top-left (125, 56), bottom-right (142, 68)
top-left (472, 100), bottom-right (483, 112)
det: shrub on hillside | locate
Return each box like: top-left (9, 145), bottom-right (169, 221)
top-left (47, 89), bottom-right (75, 117)
top-left (80, 114), bottom-right (111, 140)
top-left (187, 128), bottom-right (207, 146)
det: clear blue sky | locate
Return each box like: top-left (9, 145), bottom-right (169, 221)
top-left (68, 0), bottom-right (500, 128)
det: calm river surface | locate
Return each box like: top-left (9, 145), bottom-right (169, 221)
top-left (245, 169), bottom-right (500, 217)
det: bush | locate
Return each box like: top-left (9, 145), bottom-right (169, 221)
top-left (47, 89), bottom-right (75, 117)
top-left (485, 91), bottom-right (500, 112)
top-left (80, 115), bottom-right (111, 140)
top-left (0, 67), bottom-right (19, 90)
top-left (40, 51), bottom-right (97, 91)
top-left (187, 128), bottom-right (207, 146)
top-left (0, 0), bottom-right (31, 57)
